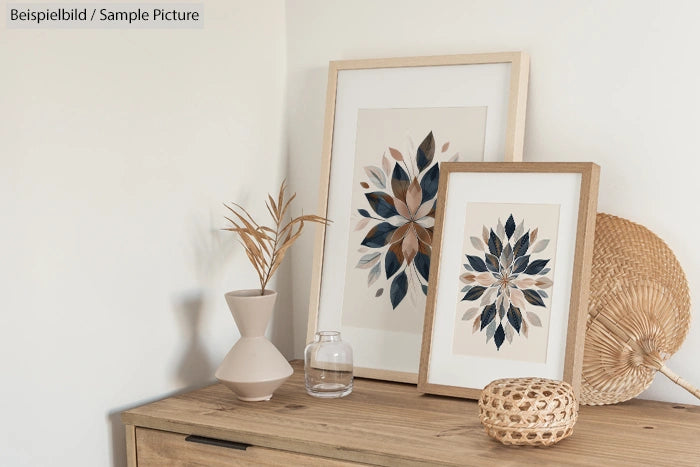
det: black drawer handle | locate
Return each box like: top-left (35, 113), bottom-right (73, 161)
top-left (185, 435), bottom-right (251, 451)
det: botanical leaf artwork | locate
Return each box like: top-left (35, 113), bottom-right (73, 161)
top-left (354, 131), bottom-right (456, 309)
top-left (459, 213), bottom-right (555, 351)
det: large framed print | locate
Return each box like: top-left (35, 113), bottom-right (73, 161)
top-left (307, 53), bottom-right (530, 383)
top-left (418, 162), bottom-right (600, 398)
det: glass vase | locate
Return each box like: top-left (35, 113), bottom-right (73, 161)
top-left (304, 331), bottom-right (353, 398)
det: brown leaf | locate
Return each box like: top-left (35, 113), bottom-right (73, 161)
top-left (402, 226), bottom-right (419, 265)
top-left (382, 153), bottom-right (392, 176)
top-left (530, 227), bottom-right (538, 244)
top-left (441, 142), bottom-right (450, 152)
top-left (360, 182), bottom-right (369, 189)
top-left (394, 199), bottom-right (411, 219)
top-left (406, 178), bottom-right (422, 215)
top-left (354, 218), bottom-right (370, 231)
top-left (388, 147), bottom-right (404, 162)
top-left (472, 315), bottom-right (481, 333)
top-left (268, 194), bottom-right (279, 220)
top-left (390, 223), bottom-right (411, 243)
top-left (414, 224), bottom-right (431, 245)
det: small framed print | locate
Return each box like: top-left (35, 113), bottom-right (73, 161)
top-left (306, 53), bottom-right (530, 383)
top-left (418, 162), bottom-right (600, 398)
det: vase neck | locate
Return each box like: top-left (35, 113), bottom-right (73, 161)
top-left (315, 331), bottom-right (341, 343)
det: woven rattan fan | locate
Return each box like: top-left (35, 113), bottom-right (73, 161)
top-left (581, 213), bottom-right (699, 405)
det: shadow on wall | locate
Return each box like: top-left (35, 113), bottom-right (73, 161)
top-left (174, 291), bottom-right (216, 386)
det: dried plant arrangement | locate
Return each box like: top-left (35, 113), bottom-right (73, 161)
top-left (224, 181), bottom-right (329, 295)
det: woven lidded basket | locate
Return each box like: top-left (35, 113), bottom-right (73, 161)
top-left (478, 377), bottom-right (578, 447)
top-left (582, 213), bottom-right (697, 405)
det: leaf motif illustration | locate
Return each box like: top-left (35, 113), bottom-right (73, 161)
top-left (472, 315), bottom-right (481, 333)
top-left (402, 227), bottom-right (419, 265)
top-left (538, 290), bottom-right (549, 298)
top-left (463, 262), bottom-right (474, 272)
top-left (522, 318), bottom-right (529, 337)
top-left (470, 236), bottom-right (484, 251)
top-left (421, 284), bottom-right (428, 295)
top-left (464, 286), bottom-right (487, 301)
top-left (382, 153), bottom-right (392, 178)
top-left (505, 322), bottom-right (514, 344)
top-left (480, 287), bottom-right (497, 305)
top-left (385, 241), bottom-right (404, 278)
top-left (505, 214), bottom-right (516, 239)
top-left (523, 289), bottom-right (546, 307)
top-left (480, 303), bottom-right (497, 330)
top-left (388, 147), bottom-right (404, 162)
top-left (535, 277), bottom-right (553, 289)
top-left (462, 307), bottom-right (479, 321)
top-left (466, 255), bottom-right (488, 272)
top-left (532, 239), bottom-right (550, 253)
top-left (358, 246), bottom-right (369, 253)
top-left (510, 288), bottom-right (527, 310)
top-left (391, 164), bottom-right (410, 202)
top-left (488, 230), bottom-right (503, 257)
top-left (524, 259), bottom-right (549, 275)
top-left (360, 182), bottom-right (369, 189)
top-left (375, 287), bottom-right (383, 297)
top-left (358, 209), bottom-right (371, 218)
top-left (498, 302), bottom-right (506, 319)
top-left (526, 311), bottom-right (542, 327)
top-left (494, 323), bottom-right (505, 350)
top-left (441, 141), bottom-right (450, 152)
top-left (540, 268), bottom-right (551, 275)
top-left (361, 222), bottom-right (397, 248)
top-left (482, 226), bottom-right (489, 245)
top-left (406, 178), bottom-right (423, 216)
top-left (461, 285), bottom-right (471, 293)
top-left (460, 273), bottom-right (476, 284)
top-left (496, 219), bottom-right (506, 241)
top-left (513, 219), bottom-right (525, 241)
top-left (354, 217), bottom-right (370, 231)
top-left (512, 232), bottom-right (530, 259)
top-left (365, 192), bottom-right (398, 218)
top-left (500, 243), bottom-right (513, 268)
top-left (416, 131), bottom-right (435, 173)
top-left (486, 320), bottom-right (497, 343)
top-left (368, 262), bottom-right (381, 286)
top-left (364, 166), bottom-right (386, 189)
top-left (419, 163), bottom-right (439, 205)
top-left (447, 153), bottom-right (459, 162)
top-left (484, 253), bottom-right (500, 272)
top-left (512, 255), bottom-right (530, 274)
top-left (356, 252), bottom-right (381, 269)
top-left (390, 271), bottom-right (408, 309)
top-left (507, 304), bottom-right (522, 333)
top-left (530, 227), bottom-right (539, 244)
top-left (415, 248), bottom-right (430, 282)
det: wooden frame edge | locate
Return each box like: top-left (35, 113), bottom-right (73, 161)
top-left (418, 162), bottom-right (600, 398)
top-left (125, 424), bottom-right (137, 467)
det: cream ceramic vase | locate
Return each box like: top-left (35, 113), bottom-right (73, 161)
top-left (215, 289), bottom-right (293, 401)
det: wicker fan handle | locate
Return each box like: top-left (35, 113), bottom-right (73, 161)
top-left (658, 365), bottom-right (700, 400)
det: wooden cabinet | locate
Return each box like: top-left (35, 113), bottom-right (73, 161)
top-left (122, 361), bottom-right (700, 466)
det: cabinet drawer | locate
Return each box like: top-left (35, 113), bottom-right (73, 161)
top-left (135, 427), bottom-right (362, 466)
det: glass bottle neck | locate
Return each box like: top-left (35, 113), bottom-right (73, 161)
top-left (315, 331), bottom-right (341, 343)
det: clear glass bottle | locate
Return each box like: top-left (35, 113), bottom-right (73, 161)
top-left (304, 331), bottom-right (353, 398)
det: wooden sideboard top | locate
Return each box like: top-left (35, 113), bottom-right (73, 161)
top-left (122, 361), bottom-right (700, 466)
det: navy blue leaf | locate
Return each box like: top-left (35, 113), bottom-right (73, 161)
top-left (365, 192), bottom-right (398, 218)
top-left (524, 259), bottom-right (549, 275)
top-left (505, 214), bottom-right (516, 239)
top-left (361, 222), bottom-right (397, 248)
top-left (466, 255), bottom-right (488, 272)
top-left (414, 250), bottom-right (430, 282)
top-left (390, 271), bottom-right (408, 309)
top-left (512, 255), bottom-right (530, 274)
top-left (464, 286), bottom-right (487, 301)
top-left (419, 163), bottom-right (440, 205)
top-left (485, 253), bottom-right (500, 273)
top-left (385, 248), bottom-right (402, 279)
top-left (507, 304), bottom-right (522, 333)
top-left (421, 284), bottom-right (428, 295)
top-left (358, 209), bottom-right (371, 218)
top-left (416, 131), bottom-right (435, 172)
top-left (391, 164), bottom-right (410, 202)
top-left (513, 232), bottom-right (530, 259)
top-left (480, 303), bottom-right (497, 330)
top-left (523, 289), bottom-right (546, 307)
top-left (494, 323), bottom-right (505, 350)
top-left (488, 230), bottom-right (503, 257)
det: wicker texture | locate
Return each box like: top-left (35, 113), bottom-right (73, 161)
top-left (479, 377), bottom-right (578, 447)
top-left (581, 213), bottom-right (696, 405)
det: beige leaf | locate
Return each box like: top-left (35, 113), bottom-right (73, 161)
top-left (441, 142), bottom-right (450, 152)
top-left (522, 319), bottom-right (529, 337)
top-left (460, 273), bottom-right (476, 284)
top-left (510, 288), bottom-right (527, 310)
top-left (402, 227), bottom-right (419, 265)
top-left (394, 199), bottom-right (411, 219)
top-left (462, 307), bottom-right (479, 321)
top-left (535, 277), bottom-right (553, 289)
top-left (530, 227), bottom-right (538, 244)
top-left (414, 201), bottom-right (433, 220)
top-left (354, 217), bottom-right (370, 231)
top-left (527, 311), bottom-right (542, 327)
top-left (515, 277), bottom-right (536, 289)
top-left (472, 315), bottom-right (481, 334)
top-left (475, 273), bottom-right (496, 287)
top-left (482, 225), bottom-right (489, 245)
top-left (406, 178), bottom-right (422, 216)
top-left (448, 153), bottom-right (459, 163)
top-left (382, 152), bottom-right (392, 177)
top-left (388, 147), bottom-right (404, 162)
top-left (480, 287), bottom-right (497, 305)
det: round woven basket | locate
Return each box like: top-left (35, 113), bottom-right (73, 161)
top-left (479, 377), bottom-right (578, 447)
top-left (581, 213), bottom-right (698, 405)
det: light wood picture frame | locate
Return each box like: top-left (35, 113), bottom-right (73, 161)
top-left (307, 53), bottom-right (530, 383)
top-left (418, 162), bottom-right (600, 398)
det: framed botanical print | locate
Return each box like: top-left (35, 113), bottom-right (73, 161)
top-left (307, 53), bottom-right (530, 383)
top-left (418, 162), bottom-right (600, 398)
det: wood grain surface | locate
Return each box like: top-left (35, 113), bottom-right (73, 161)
top-left (122, 361), bottom-right (700, 466)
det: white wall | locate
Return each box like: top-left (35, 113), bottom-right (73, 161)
top-left (286, 0), bottom-right (700, 405)
top-left (0, 1), bottom-right (287, 466)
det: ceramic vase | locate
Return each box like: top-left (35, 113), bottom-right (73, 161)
top-left (215, 289), bottom-right (293, 401)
